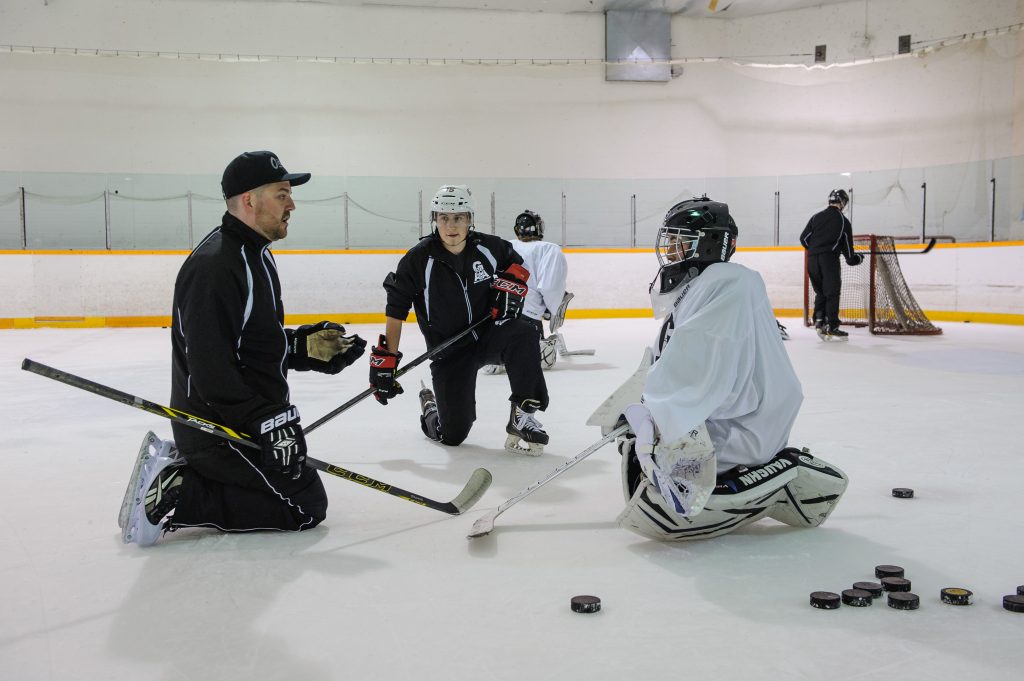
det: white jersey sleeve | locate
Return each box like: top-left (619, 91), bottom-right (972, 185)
top-left (642, 263), bottom-right (803, 473)
top-left (512, 240), bottom-right (568, 321)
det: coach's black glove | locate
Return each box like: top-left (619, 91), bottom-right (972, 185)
top-left (369, 335), bottom-right (404, 405)
top-left (846, 253), bottom-right (864, 266)
top-left (248, 405), bottom-right (307, 480)
top-left (489, 264), bottom-right (530, 322)
top-left (288, 321), bottom-right (367, 374)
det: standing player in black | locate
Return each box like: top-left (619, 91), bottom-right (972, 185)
top-left (119, 151), bottom-right (366, 547)
top-left (369, 184), bottom-right (550, 455)
top-left (800, 189), bottom-right (864, 341)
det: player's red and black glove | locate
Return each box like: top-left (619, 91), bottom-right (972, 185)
top-left (369, 335), bottom-right (404, 405)
top-left (489, 263), bottom-right (530, 322)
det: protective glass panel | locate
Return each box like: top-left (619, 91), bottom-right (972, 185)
top-left (0, 172), bottom-right (24, 249)
top-left (705, 175), bottom-right (778, 246)
top-left (107, 174), bottom-right (190, 250)
top-left (22, 172), bottom-right (107, 249)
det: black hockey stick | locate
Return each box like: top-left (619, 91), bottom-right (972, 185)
top-left (864, 238), bottom-right (936, 255)
top-left (304, 315), bottom-right (491, 434)
top-left (20, 358), bottom-right (492, 515)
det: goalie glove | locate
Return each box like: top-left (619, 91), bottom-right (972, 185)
top-left (489, 264), bottom-right (530, 322)
top-left (248, 405), bottom-right (307, 480)
top-left (288, 321), bottom-right (367, 374)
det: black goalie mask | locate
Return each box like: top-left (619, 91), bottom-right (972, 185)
top-left (652, 196), bottom-right (738, 296)
top-left (513, 210), bottom-right (544, 240)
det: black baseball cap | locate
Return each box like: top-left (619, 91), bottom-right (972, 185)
top-left (221, 151), bottom-right (311, 199)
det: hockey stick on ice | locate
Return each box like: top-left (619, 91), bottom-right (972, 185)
top-left (304, 315), bottom-right (491, 434)
top-left (864, 238), bottom-right (937, 255)
top-left (467, 424), bottom-right (629, 538)
top-left (21, 359), bottom-right (491, 515)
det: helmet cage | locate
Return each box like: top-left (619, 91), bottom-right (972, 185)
top-left (513, 210), bottom-right (544, 240)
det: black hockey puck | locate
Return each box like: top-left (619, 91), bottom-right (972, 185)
top-left (842, 589), bottom-right (873, 607)
top-left (570, 595), bottom-right (601, 614)
top-left (853, 581), bottom-right (884, 598)
top-left (891, 488), bottom-right (914, 498)
top-left (881, 577), bottom-right (912, 592)
top-left (940, 588), bottom-right (973, 606)
top-left (810, 591), bottom-right (841, 609)
top-left (1017, 585), bottom-right (1024, 596)
top-left (1003, 595), bottom-right (1024, 613)
top-left (875, 564), bottom-right (905, 579)
top-left (888, 592), bottom-right (920, 610)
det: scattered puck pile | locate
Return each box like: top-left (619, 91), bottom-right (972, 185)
top-left (809, 565), bottom-right (1024, 613)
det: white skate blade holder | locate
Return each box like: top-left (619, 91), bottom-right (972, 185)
top-left (504, 434), bottom-right (544, 456)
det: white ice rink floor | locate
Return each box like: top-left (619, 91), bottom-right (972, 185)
top-left (2, 319), bottom-right (1023, 681)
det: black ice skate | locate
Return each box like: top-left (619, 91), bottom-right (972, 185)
top-left (814, 319), bottom-right (827, 341)
top-left (822, 324), bottom-right (849, 342)
top-left (505, 401), bottom-right (548, 456)
top-left (419, 380), bottom-right (442, 442)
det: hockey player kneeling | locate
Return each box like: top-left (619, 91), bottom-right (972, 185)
top-left (599, 196), bottom-right (848, 541)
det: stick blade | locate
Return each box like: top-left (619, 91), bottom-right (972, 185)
top-left (449, 468), bottom-right (492, 514)
top-left (467, 509), bottom-right (499, 538)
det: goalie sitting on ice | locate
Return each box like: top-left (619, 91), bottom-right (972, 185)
top-left (599, 196), bottom-right (848, 541)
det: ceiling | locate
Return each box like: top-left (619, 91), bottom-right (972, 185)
top-left (271, 0), bottom-right (859, 18)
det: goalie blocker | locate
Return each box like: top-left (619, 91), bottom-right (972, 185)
top-left (618, 446), bottom-right (848, 541)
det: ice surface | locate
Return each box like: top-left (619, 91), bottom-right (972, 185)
top-left (2, 320), bottom-right (1023, 680)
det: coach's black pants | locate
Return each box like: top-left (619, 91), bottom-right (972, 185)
top-left (807, 252), bottom-right (843, 328)
top-left (425, 317), bottom-right (549, 446)
top-left (170, 441), bottom-right (328, 533)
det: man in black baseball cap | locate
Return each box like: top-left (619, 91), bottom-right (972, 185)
top-left (118, 150), bottom-right (366, 547)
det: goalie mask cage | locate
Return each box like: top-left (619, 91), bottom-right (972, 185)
top-left (803, 234), bottom-right (942, 335)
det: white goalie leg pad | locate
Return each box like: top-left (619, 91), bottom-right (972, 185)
top-left (767, 449), bottom-right (849, 528)
top-left (540, 336), bottom-right (557, 370)
top-left (618, 445), bottom-right (798, 541)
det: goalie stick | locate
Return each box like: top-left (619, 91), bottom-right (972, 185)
top-left (304, 315), bottom-right (491, 433)
top-left (21, 359), bottom-right (491, 515)
top-left (467, 424), bottom-right (629, 538)
top-left (864, 238), bottom-right (936, 255)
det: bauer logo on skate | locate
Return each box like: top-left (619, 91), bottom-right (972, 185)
top-left (738, 457), bottom-right (793, 487)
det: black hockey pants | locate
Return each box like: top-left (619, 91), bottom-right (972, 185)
top-left (807, 252), bottom-right (843, 327)
top-left (170, 441), bottom-right (328, 533)
top-left (423, 317), bottom-right (549, 446)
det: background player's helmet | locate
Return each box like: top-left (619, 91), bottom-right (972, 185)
top-left (430, 184), bottom-right (475, 231)
top-left (653, 196), bottom-right (737, 295)
top-left (828, 189), bottom-right (849, 208)
top-left (513, 210), bottom-right (544, 240)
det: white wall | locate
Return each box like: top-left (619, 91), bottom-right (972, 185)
top-left (0, 0), bottom-right (1020, 180)
top-left (2, 246), bottom-right (1022, 324)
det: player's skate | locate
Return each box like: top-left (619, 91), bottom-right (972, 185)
top-left (505, 401), bottom-right (548, 456)
top-left (479, 364), bottom-right (505, 375)
top-left (120, 431), bottom-right (186, 547)
top-left (419, 380), bottom-right (442, 441)
top-left (821, 324), bottom-right (849, 342)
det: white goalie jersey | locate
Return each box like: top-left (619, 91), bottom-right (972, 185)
top-left (645, 262), bottom-right (803, 474)
top-left (511, 239), bottom-right (567, 322)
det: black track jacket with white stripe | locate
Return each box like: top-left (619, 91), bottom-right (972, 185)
top-left (384, 231), bottom-right (524, 359)
top-left (170, 212), bottom-right (290, 452)
top-left (800, 205), bottom-right (856, 261)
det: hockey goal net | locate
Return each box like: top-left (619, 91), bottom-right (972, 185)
top-left (803, 234), bottom-right (942, 335)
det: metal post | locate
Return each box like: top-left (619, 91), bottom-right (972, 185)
top-left (630, 194), bottom-right (636, 247)
top-left (773, 190), bottom-right (780, 246)
top-left (343, 192), bottom-right (350, 249)
top-left (418, 190), bottom-right (423, 239)
top-left (920, 181), bottom-right (927, 243)
top-left (561, 192), bottom-right (567, 247)
top-left (19, 187), bottom-right (27, 249)
top-left (848, 187), bottom-right (854, 225)
top-left (186, 190), bottom-right (194, 248)
top-left (990, 177), bottom-right (996, 241)
top-left (104, 189), bottom-right (111, 250)
top-left (490, 192), bottom-right (496, 235)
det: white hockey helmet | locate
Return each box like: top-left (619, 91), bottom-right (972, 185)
top-left (430, 184), bottom-right (475, 231)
